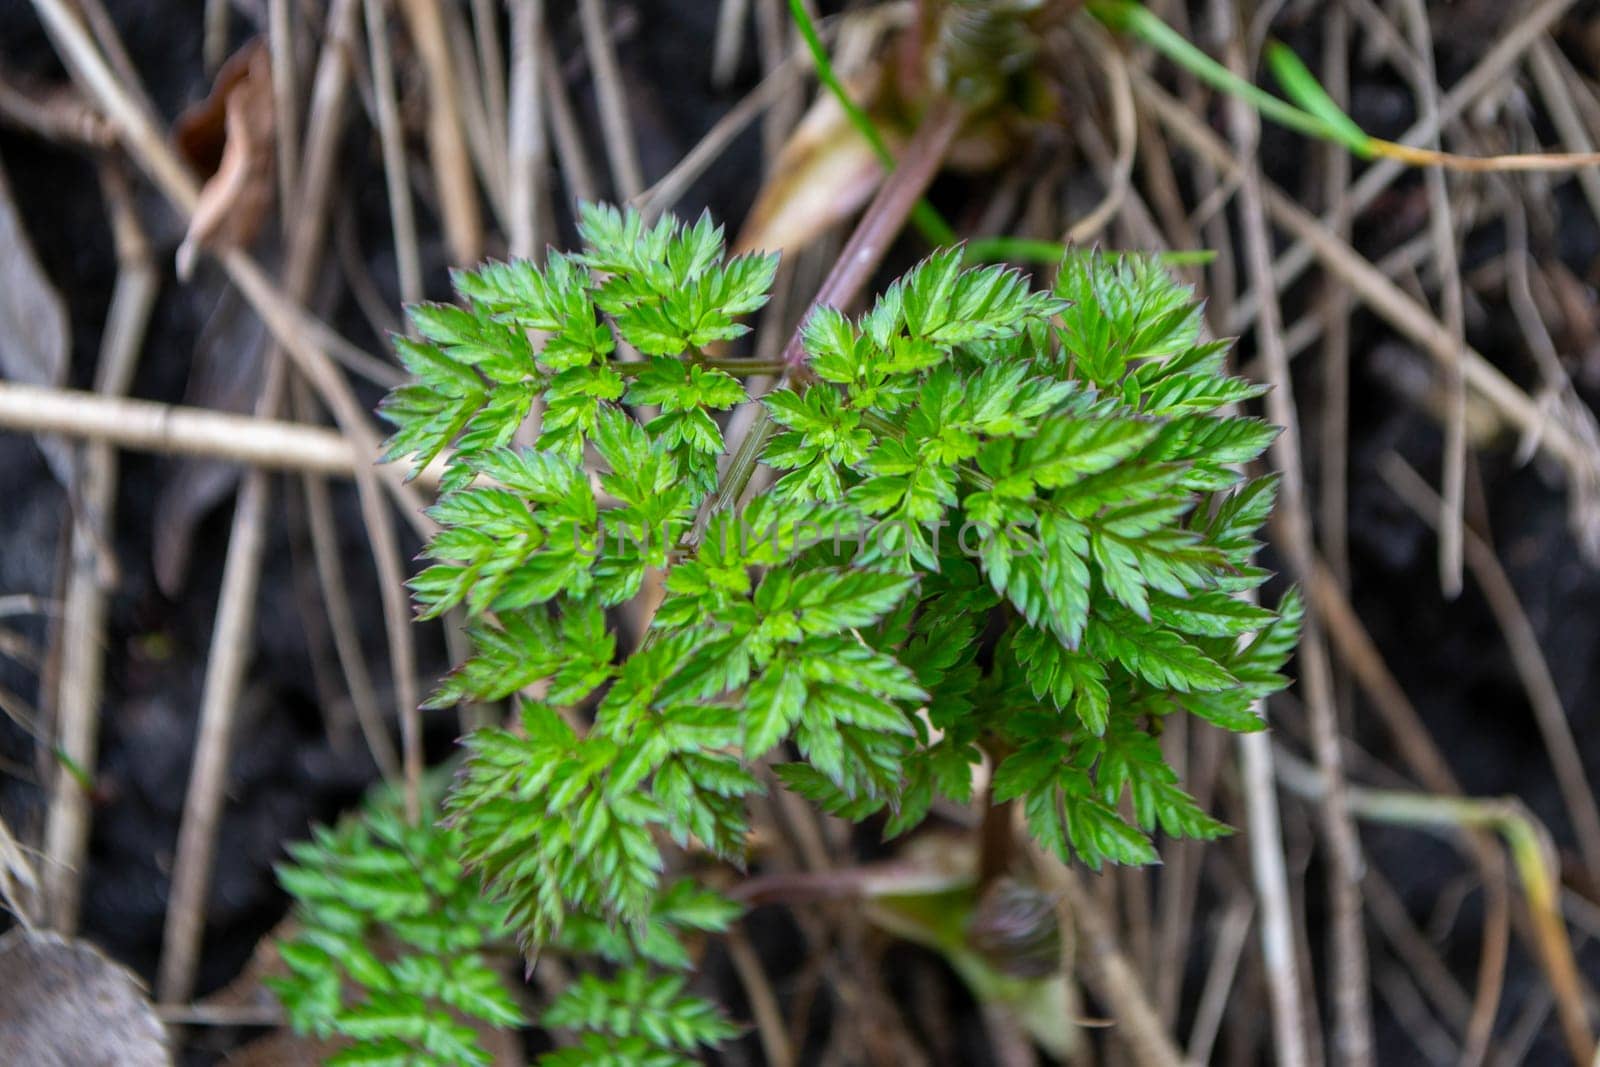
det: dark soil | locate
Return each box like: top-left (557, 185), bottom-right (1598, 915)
top-left (2, 1), bottom-right (1600, 1064)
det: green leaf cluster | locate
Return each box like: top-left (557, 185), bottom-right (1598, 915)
top-left (754, 248), bottom-right (1295, 867)
top-left (273, 782), bottom-right (739, 1065)
top-left (383, 204), bottom-right (774, 496)
top-left (271, 787), bottom-right (523, 1067)
top-left (539, 965), bottom-right (739, 1066)
top-left (350, 204), bottom-right (1299, 1059)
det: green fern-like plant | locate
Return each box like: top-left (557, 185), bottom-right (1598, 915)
top-left (270, 787), bottom-right (523, 1066)
top-left (273, 782), bottom-right (739, 1064)
top-left (277, 202), bottom-right (1299, 1061)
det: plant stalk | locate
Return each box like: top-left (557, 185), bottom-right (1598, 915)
top-left (779, 98), bottom-right (964, 371)
top-left (976, 792), bottom-right (1016, 887)
top-left (691, 97), bottom-right (965, 548)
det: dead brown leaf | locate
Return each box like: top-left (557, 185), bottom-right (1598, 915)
top-left (731, 19), bottom-right (1044, 261)
top-left (733, 75), bottom-right (891, 259)
top-left (174, 41), bottom-right (275, 281)
top-left (0, 148), bottom-right (73, 489)
top-left (0, 928), bottom-right (172, 1066)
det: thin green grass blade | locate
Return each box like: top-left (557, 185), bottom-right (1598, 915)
top-left (52, 746), bottom-right (94, 791)
top-left (1087, 1), bottom-right (1343, 146)
top-left (787, 0), bottom-right (956, 246)
top-left (964, 237), bottom-right (1071, 264)
top-left (787, 2), bottom-right (1238, 261)
top-left (788, 0), bottom-right (891, 165)
top-left (1154, 249), bottom-right (1218, 266)
top-left (964, 237), bottom-right (1216, 268)
top-left (1265, 41), bottom-right (1373, 156)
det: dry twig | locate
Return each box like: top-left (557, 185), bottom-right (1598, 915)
top-left (1031, 850), bottom-right (1182, 1067)
top-left (41, 168), bottom-right (157, 934)
top-left (0, 382), bottom-right (385, 478)
top-left (158, 0), bottom-right (370, 1005)
top-left (1394, 0), bottom-right (1468, 599)
top-left (363, 0), bottom-right (423, 309)
top-left (508, 0), bottom-right (549, 259)
top-left (1214, 4), bottom-right (1371, 1060)
top-left (1126, 65), bottom-right (1600, 499)
top-left (579, 0), bottom-right (645, 199)
top-left (397, 0), bottom-right (482, 265)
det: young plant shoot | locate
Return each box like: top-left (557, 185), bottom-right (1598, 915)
top-left (274, 204), bottom-right (1298, 1063)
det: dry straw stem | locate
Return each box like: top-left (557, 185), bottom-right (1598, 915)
top-left (1362, 867), bottom-right (1483, 1055)
top-left (74, 0), bottom-right (158, 123)
top-left (283, 0), bottom-right (404, 799)
top-left (540, 33), bottom-right (600, 208)
top-left (1029, 848), bottom-right (1182, 1067)
top-left (1380, 455), bottom-right (1600, 882)
top-left (0, 382), bottom-right (404, 479)
top-left (579, 0), bottom-right (645, 199)
top-left (470, 0), bottom-right (507, 186)
top-left (1392, 0), bottom-right (1468, 599)
top-left (713, 0), bottom-right (752, 88)
top-left (156, 1003), bottom-right (284, 1028)
top-left (230, 50), bottom-right (426, 753)
top-left (1307, 564), bottom-right (1458, 795)
top-left (1274, 749), bottom-right (1595, 1064)
top-left (1307, 557), bottom-right (1511, 1066)
top-left (1316, 0), bottom-right (1354, 675)
top-left (1374, 965), bottom-right (1456, 1062)
top-left (1500, 199), bottom-right (1600, 563)
top-left (24, 0), bottom-right (433, 535)
top-left (726, 924), bottom-right (794, 1067)
top-left (1061, 20), bottom-right (1136, 247)
top-left (202, 0), bottom-right (227, 73)
top-left (442, 5), bottom-right (511, 234)
top-left (397, 0), bottom-right (482, 265)
top-left (284, 0), bottom-right (416, 793)
top-left (1215, 3), bottom-right (1372, 1061)
top-left (757, 0), bottom-right (801, 167)
top-left (1153, 723), bottom-right (1226, 1028)
top-left (1529, 41), bottom-right (1600, 238)
top-left (1374, 865), bottom-right (1473, 1014)
top-left (159, 0), bottom-right (386, 1006)
top-left (506, 0), bottom-right (549, 445)
top-left (1222, 0), bottom-right (1578, 334)
top-left (1183, 896), bottom-right (1252, 1064)
top-left (25, 0), bottom-right (420, 1001)
top-left (0, 76), bottom-right (113, 146)
top-left (0, 813), bottom-right (40, 928)
top-left (1367, 140), bottom-right (1600, 172)
top-left (363, 0), bottom-right (423, 309)
top-left (292, 392), bottom-right (402, 787)
top-left (636, 46), bottom-right (807, 223)
top-left (1123, 63), bottom-right (1600, 499)
top-left (508, 0), bottom-right (548, 259)
top-left (267, 0), bottom-right (298, 212)
top-left (276, 27), bottom-right (412, 783)
top-left (160, 385), bottom-right (280, 1006)
top-left (1235, 729), bottom-right (1309, 1067)
top-left (40, 168), bottom-right (157, 935)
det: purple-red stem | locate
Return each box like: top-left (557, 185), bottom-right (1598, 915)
top-left (779, 98), bottom-right (965, 370)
